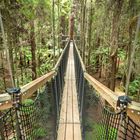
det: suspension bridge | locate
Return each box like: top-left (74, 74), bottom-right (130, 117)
top-left (0, 39), bottom-right (140, 140)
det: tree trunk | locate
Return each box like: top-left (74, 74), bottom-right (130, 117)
top-left (52, 0), bottom-right (56, 65)
top-left (108, 0), bottom-right (123, 91)
top-left (61, 16), bottom-right (66, 47)
top-left (81, 0), bottom-right (87, 63)
top-left (87, 0), bottom-right (93, 67)
top-left (125, 15), bottom-right (140, 95)
top-left (69, 12), bottom-right (75, 40)
top-left (0, 11), bottom-right (14, 88)
top-left (30, 20), bottom-right (37, 80)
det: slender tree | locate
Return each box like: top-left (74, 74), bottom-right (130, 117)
top-left (125, 14), bottom-right (140, 95)
top-left (52, 0), bottom-right (56, 65)
top-left (108, 0), bottom-right (123, 91)
top-left (0, 11), bottom-right (14, 88)
top-left (30, 20), bottom-right (37, 80)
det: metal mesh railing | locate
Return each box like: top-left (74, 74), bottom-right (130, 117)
top-left (52, 41), bottom-right (70, 138)
top-left (84, 82), bottom-right (121, 140)
top-left (84, 82), bottom-right (140, 140)
top-left (73, 41), bottom-right (85, 122)
top-left (118, 114), bottom-right (140, 140)
top-left (0, 83), bottom-right (53, 140)
top-left (0, 109), bottom-right (17, 140)
top-left (18, 90), bottom-right (51, 140)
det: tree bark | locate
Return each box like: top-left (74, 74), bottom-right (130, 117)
top-left (108, 0), bottom-right (123, 91)
top-left (30, 20), bottom-right (37, 80)
top-left (52, 0), bottom-right (56, 65)
top-left (87, 0), bottom-right (93, 67)
top-left (0, 11), bottom-right (14, 88)
top-left (79, 0), bottom-right (87, 62)
top-left (125, 15), bottom-right (140, 95)
top-left (69, 12), bottom-right (75, 40)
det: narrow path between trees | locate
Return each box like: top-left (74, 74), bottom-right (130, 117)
top-left (57, 42), bottom-right (82, 140)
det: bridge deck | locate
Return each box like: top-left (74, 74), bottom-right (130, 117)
top-left (57, 42), bottom-right (82, 140)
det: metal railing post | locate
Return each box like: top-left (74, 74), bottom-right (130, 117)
top-left (7, 88), bottom-right (24, 140)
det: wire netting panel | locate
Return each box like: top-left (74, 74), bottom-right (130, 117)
top-left (18, 89), bottom-right (52, 140)
top-left (84, 82), bottom-right (121, 140)
top-left (0, 109), bottom-right (17, 140)
top-left (0, 84), bottom-right (54, 140)
top-left (84, 81), bottom-right (140, 140)
top-left (19, 102), bottom-right (38, 139)
top-left (95, 108), bottom-right (121, 140)
top-left (118, 115), bottom-right (140, 140)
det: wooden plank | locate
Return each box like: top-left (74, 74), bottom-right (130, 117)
top-left (84, 72), bottom-right (140, 124)
top-left (72, 81), bottom-right (80, 123)
top-left (58, 46), bottom-right (72, 140)
top-left (0, 93), bottom-right (12, 110)
top-left (65, 124), bottom-right (73, 140)
top-left (57, 124), bottom-right (65, 140)
top-left (0, 101), bottom-right (12, 110)
top-left (59, 47), bottom-right (71, 123)
top-left (73, 124), bottom-right (82, 140)
top-left (57, 43), bottom-right (82, 140)
top-left (66, 57), bottom-right (73, 123)
top-left (59, 77), bottom-right (69, 123)
top-left (0, 93), bottom-right (11, 102)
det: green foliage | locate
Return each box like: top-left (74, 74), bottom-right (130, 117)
top-left (23, 99), bottom-right (34, 105)
top-left (33, 127), bottom-right (46, 138)
top-left (85, 118), bottom-right (95, 131)
top-left (61, 0), bottom-right (71, 16)
top-left (117, 48), bottom-right (127, 78)
top-left (128, 76), bottom-right (140, 96)
top-left (118, 48), bottom-right (126, 61)
top-left (20, 89), bottom-right (53, 139)
top-left (90, 47), bottom-right (109, 71)
top-left (85, 119), bottom-right (117, 140)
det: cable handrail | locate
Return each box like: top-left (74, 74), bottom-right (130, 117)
top-left (54, 40), bottom-right (70, 70)
top-left (73, 40), bottom-right (86, 72)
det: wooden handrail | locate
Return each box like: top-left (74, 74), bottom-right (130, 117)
top-left (84, 72), bottom-right (140, 113)
top-left (0, 94), bottom-right (12, 110)
top-left (0, 71), bottom-right (56, 110)
top-left (84, 73), bottom-right (118, 108)
top-left (21, 71), bottom-right (56, 100)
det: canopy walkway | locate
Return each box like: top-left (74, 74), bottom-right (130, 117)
top-left (57, 42), bottom-right (81, 140)
top-left (0, 40), bottom-right (140, 140)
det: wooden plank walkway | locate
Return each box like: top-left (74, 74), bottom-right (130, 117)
top-left (57, 42), bottom-right (82, 140)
